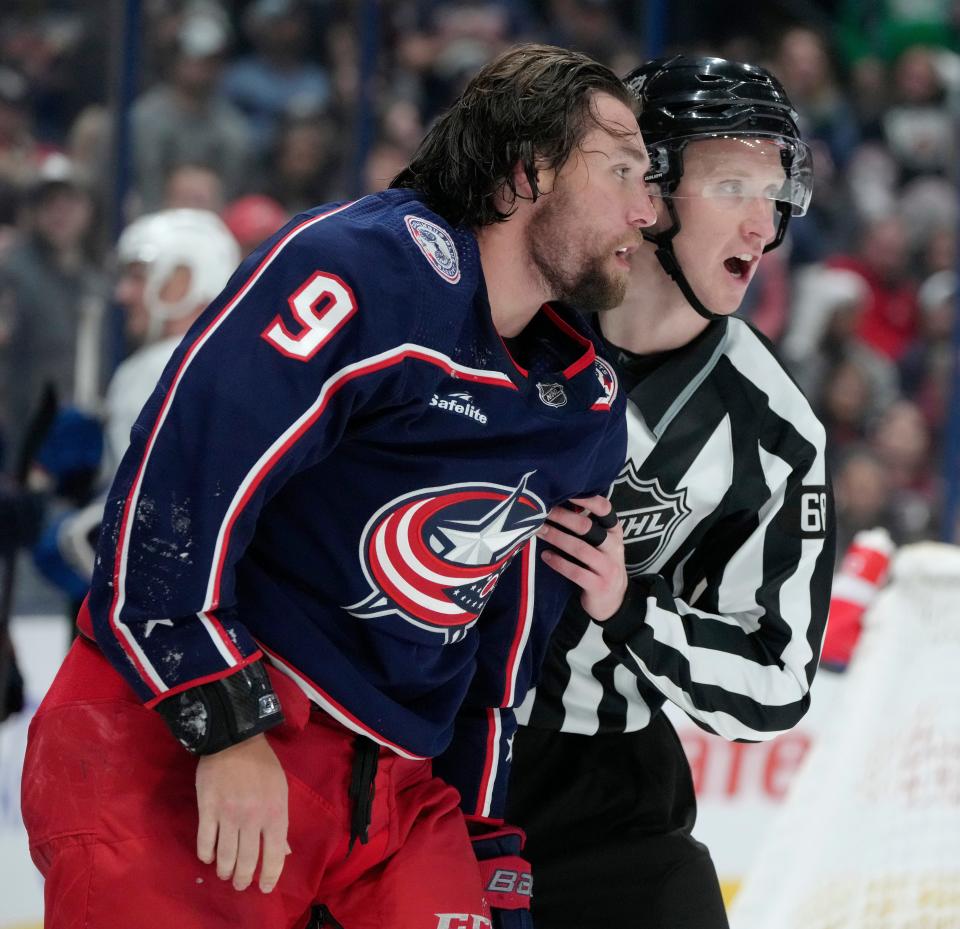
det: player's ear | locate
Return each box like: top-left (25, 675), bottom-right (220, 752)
top-left (513, 155), bottom-right (558, 199)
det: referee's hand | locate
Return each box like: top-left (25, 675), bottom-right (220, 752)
top-left (536, 495), bottom-right (627, 622)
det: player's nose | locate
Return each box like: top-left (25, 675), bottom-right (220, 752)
top-left (742, 197), bottom-right (777, 245)
top-left (628, 184), bottom-right (657, 230)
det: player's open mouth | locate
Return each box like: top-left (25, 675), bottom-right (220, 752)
top-left (723, 253), bottom-right (757, 279)
top-left (614, 244), bottom-right (637, 264)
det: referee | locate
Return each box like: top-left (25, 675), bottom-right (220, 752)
top-left (508, 57), bottom-right (835, 929)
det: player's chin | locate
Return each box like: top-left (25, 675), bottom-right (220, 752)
top-left (705, 279), bottom-right (748, 315)
top-left (599, 265), bottom-right (630, 307)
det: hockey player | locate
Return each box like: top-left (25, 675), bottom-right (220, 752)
top-left (33, 209), bottom-right (242, 603)
top-left (508, 56), bottom-right (835, 929)
top-left (22, 44), bottom-right (654, 929)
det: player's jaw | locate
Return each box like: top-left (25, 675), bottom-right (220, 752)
top-left (526, 195), bottom-right (639, 311)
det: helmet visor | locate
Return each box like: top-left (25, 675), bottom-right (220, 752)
top-left (644, 133), bottom-right (813, 217)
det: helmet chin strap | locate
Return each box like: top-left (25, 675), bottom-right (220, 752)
top-left (643, 197), bottom-right (793, 322)
top-left (643, 197), bottom-right (725, 321)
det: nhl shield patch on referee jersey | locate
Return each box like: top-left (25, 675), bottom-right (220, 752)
top-left (610, 464), bottom-right (690, 575)
top-left (405, 215), bottom-right (461, 284)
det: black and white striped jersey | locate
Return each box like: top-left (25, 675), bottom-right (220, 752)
top-left (517, 315), bottom-right (836, 741)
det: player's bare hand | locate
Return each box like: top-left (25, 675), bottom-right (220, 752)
top-left (536, 495), bottom-right (627, 621)
top-left (195, 733), bottom-right (289, 894)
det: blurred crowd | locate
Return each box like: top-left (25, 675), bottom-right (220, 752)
top-left (0, 0), bottom-right (958, 615)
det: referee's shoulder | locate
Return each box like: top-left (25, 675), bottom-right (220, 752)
top-left (723, 317), bottom-right (826, 445)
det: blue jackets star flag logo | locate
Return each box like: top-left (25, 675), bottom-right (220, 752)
top-left (347, 473), bottom-right (546, 640)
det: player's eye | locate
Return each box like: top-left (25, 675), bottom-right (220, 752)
top-left (714, 180), bottom-right (743, 196)
top-left (614, 165), bottom-right (631, 179)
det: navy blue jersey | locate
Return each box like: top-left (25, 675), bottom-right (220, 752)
top-left (84, 189), bottom-right (625, 818)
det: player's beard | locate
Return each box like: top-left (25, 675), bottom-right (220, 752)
top-left (525, 189), bottom-right (628, 312)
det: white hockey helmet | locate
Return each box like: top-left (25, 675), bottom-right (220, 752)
top-left (116, 208), bottom-right (241, 329)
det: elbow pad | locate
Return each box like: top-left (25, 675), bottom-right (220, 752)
top-left (155, 660), bottom-right (284, 755)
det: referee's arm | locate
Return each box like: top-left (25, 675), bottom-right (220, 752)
top-left (598, 469), bottom-right (836, 743)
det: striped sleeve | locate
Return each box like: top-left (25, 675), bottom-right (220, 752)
top-left (601, 335), bottom-right (835, 742)
top-left (87, 205), bottom-right (418, 703)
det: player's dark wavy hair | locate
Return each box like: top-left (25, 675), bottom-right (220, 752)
top-left (391, 44), bottom-right (635, 228)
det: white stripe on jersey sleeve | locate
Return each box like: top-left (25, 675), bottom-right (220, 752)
top-left (711, 444), bottom-right (791, 624)
top-left (623, 606), bottom-right (780, 741)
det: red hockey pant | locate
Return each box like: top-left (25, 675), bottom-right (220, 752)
top-left (22, 638), bottom-right (491, 929)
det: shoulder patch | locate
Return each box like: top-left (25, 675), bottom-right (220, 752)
top-left (404, 215), bottom-right (461, 284)
top-left (590, 356), bottom-right (619, 410)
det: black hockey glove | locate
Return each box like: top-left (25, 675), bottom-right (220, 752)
top-left (468, 818), bottom-right (533, 929)
top-left (155, 659), bottom-right (284, 755)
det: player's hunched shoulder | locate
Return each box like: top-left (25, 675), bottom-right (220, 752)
top-left (281, 190), bottom-right (482, 346)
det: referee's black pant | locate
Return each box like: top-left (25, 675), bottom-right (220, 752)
top-left (507, 712), bottom-right (729, 929)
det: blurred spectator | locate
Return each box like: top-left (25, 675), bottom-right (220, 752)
top-left (0, 65), bottom-right (38, 193)
top-left (845, 142), bottom-right (899, 222)
top-left (815, 355), bottom-right (875, 454)
top-left (543, 0), bottom-right (628, 65)
top-left (882, 45), bottom-right (955, 183)
top-left (163, 162), bottom-right (226, 213)
top-left (898, 175), bottom-right (957, 271)
top-left (847, 55), bottom-right (888, 140)
top-left (260, 114), bottom-right (344, 213)
top-left (380, 97), bottom-right (425, 153)
top-left (870, 399), bottom-right (937, 538)
top-left (393, 0), bottom-right (538, 119)
top-left (131, 8), bottom-right (252, 211)
top-left (787, 131), bottom-right (861, 265)
top-left (899, 269), bottom-right (955, 432)
top-left (773, 27), bottom-right (861, 170)
top-left (0, 155), bottom-right (105, 464)
top-left (5, 7), bottom-right (110, 147)
top-left (783, 265), bottom-right (899, 421)
top-left (65, 104), bottom-right (110, 208)
top-left (828, 215), bottom-right (920, 360)
top-left (919, 224), bottom-right (956, 277)
top-left (221, 0), bottom-right (332, 158)
top-left (222, 193), bottom-right (288, 256)
top-left (831, 445), bottom-right (894, 559)
top-left (362, 141), bottom-right (410, 194)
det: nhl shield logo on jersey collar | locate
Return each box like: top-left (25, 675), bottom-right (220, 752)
top-left (537, 382), bottom-right (567, 408)
top-left (610, 464), bottom-right (690, 575)
top-left (405, 215), bottom-right (461, 284)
